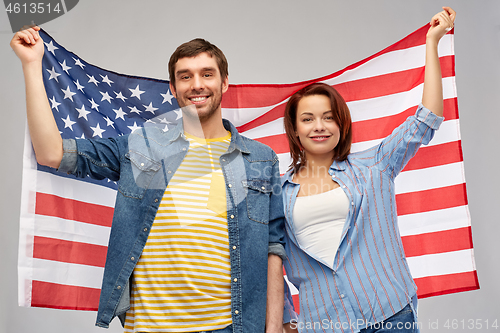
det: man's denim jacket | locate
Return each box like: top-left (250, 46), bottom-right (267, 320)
top-left (58, 119), bottom-right (286, 332)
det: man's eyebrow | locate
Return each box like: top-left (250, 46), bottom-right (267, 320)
top-left (175, 67), bottom-right (217, 76)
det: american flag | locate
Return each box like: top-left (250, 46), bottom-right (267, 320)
top-left (18, 26), bottom-right (478, 311)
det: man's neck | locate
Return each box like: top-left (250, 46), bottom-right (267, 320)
top-left (182, 114), bottom-right (228, 139)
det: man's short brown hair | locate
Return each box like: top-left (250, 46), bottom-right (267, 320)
top-left (168, 38), bottom-right (228, 88)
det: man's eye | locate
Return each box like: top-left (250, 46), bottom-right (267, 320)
top-left (203, 73), bottom-right (213, 77)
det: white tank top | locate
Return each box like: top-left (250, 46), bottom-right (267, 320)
top-left (293, 187), bottom-right (350, 269)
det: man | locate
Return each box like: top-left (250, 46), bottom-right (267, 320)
top-left (11, 26), bottom-right (285, 333)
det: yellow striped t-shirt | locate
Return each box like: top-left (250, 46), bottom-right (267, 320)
top-left (124, 132), bottom-right (232, 333)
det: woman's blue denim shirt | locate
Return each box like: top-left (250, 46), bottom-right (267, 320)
top-left (58, 119), bottom-right (286, 332)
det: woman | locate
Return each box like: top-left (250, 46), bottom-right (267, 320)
top-left (282, 7), bottom-right (456, 333)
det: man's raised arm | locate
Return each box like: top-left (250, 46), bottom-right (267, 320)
top-left (11, 26), bottom-right (63, 168)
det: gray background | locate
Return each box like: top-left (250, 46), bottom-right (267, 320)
top-left (1, 0), bottom-right (499, 332)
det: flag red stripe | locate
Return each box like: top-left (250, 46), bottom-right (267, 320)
top-left (35, 192), bottom-right (114, 227)
top-left (396, 184), bottom-right (468, 216)
top-left (335, 56), bottom-right (454, 103)
top-left (415, 271), bottom-right (479, 299)
top-left (401, 227), bottom-right (473, 257)
top-left (234, 61), bottom-right (454, 134)
top-left (352, 98), bottom-right (458, 143)
top-left (223, 26), bottom-right (437, 108)
top-left (33, 236), bottom-right (107, 267)
top-left (403, 141), bottom-right (463, 172)
top-left (31, 280), bottom-right (100, 310)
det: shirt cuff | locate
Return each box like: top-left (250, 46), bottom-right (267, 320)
top-left (57, 139), bottom-right (78, 174)
top-left (416, 104), bottom-right (444, 130)
top-left (268, 243), bottom-right (287, 261)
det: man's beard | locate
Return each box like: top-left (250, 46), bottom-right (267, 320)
top-left (179, 87), bottom-right (223, 123)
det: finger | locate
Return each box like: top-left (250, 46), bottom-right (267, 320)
top-left (18, 28), bottom-right (34, 44)
top-left (20, 25), bottom-right (40, 42)
top-left (442, 7), bottom-right (456, 22)
top-left (15, 31), bottom-right (32, 45)
top-left (435, 12), bottom-right (453, 30)
top-left (439, 12), bottom-right (454, 29)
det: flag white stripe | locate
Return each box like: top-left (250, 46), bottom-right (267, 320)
top-left (33, 215), bottom-right (111, 247)
top-left (407, 249), bottom-right (476, 279)
top-left (395, 162), bottom-right (465, 194)
top-left (322, 35), bottom-right (453, 85)
top-left (398, 205), bottom-right (471, 236)
top-left (36, 170), bottom-right (116, 207)
top-left (350, 119), bottom-right (461, 153)
top-left (31, 258), bottom-right (104, 289)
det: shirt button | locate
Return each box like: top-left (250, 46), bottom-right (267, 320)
top-left (342, 185), bottom-right (346, 188)
top-left (140, 163), bottom-right (144, 167)
top-left (351, 202), bottom-right (354, 206)
top-left (232, 246), bottom-right (236, 250)
top-left (222, 159), bottom-right (226, 162)
top-left (117, 286), bottom-right (121, 290)
top-left (154, 199), bottom-right (158, 203)
top-left (131, 257), bottom-right (135, 261)
top-left (233, 278), bottom-right (237, 282)
top-left (168, 170), bottom-right (172, 174)
top-left (261, 186), bottom-right (265, 190)
top-left (234, 310), bottom-right (239, 315)
top-left (182, 148), bottom-right (186, 151)
top-left (340, 294), bottom-right (345, 298)
top-left (230, 215), bottom-right (234, 219)
top-left (228, 184), bottom-right (232, 188)
top-left (331, 174), bottom-right (336, 178)
top-left (143, 228), bottom-right (148, 232)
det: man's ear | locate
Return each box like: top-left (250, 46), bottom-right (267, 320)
top-left (221, 76), bottom-right (229, 94)
top-left (169, 82), bottom-right (177, 98)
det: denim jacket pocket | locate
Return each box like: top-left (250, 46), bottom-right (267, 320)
top-left (243, 179), bottom-right (272, 225)
top-left (119, 151), bottom-right (162, 199)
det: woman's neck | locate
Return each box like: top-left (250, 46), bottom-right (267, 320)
top-left (298, 154), bottom-right (333, 179)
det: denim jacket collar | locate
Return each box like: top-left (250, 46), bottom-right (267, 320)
top-left (168, 118), bottom-right (251, 155)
